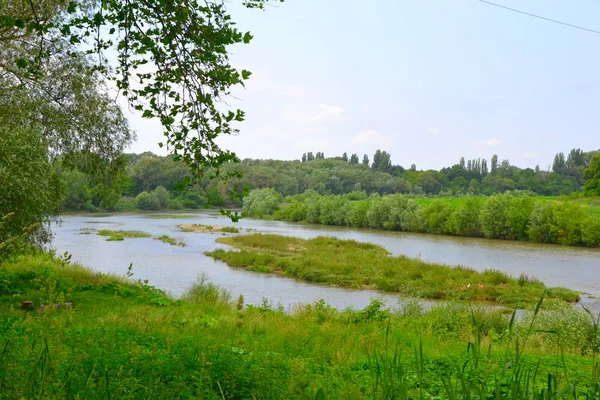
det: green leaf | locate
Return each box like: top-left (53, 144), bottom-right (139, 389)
top-left (15, 58), bottom-right (27, 69)
top-left (243, 32), bottom-right (253, 44)
top-left (241, 69), bottom-right (252, 80)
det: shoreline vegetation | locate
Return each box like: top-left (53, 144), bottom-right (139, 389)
top-left (207, 234), bottom-right (580, 308)
top-left (0, 252), bottom-right (598, 398)
top-left (243, 189), bottom-right (600, 248)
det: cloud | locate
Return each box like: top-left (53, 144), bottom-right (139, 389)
top-left (523, 152), bottom-right (539, 159)
top-left (428, 128), bottom-right (440, 136)
top-left (477, 138), bottom-right (500, 147)
top-left (352, 130), bottom-right (393, 145)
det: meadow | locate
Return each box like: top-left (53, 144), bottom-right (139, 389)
top-left (0, 252), bottom-right (599, 399)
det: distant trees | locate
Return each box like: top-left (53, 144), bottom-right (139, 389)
top-left (553, 153), bottom-right (567, 175)
top-left (60, 146), bottom-right (599, 213)
top-left (584, 155), bottom-right (600, 196)
top-left (249, 190), bottom-right (600, 247)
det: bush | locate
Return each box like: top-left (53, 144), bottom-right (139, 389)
top-left (169, 199), bottom-right (183, 210)
top-left (135, 192), bottom-right (161, 210)
top-left (114, 197), bottom-right (136, 212)
top-left (152, 186), bottom-right (170, 208)
top-left (582, 216), bottom-right (600, 246)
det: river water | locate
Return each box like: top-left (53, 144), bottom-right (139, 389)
top-left (51, 212), bottom-right (600, 311)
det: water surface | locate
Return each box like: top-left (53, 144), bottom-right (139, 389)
top-left (51, 212), bottom-right (600, 311)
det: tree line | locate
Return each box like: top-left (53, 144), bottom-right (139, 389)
top-left (57, 148), bottom-right (600, 213)
top-left (243, 189), bottom-right (600, 248)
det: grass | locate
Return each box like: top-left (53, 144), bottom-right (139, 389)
top-left (207, 234), bottom-right (580, 308)
top-left (155, 234), bottom-right (186, 247)
top-left (96, 229), bottom-right (152, 241)
top-left (91, 229), bottom-right (185, 246)
top-left (0, 252), bottom-right (598, 398)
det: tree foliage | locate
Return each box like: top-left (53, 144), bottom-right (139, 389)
top-left (584, 155), bottom-right (600, 196)
top-left (0, 125), bottom-right (63, 257)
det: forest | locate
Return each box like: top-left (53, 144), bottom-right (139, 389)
top-left (58, 148), bottom-right (600, 212)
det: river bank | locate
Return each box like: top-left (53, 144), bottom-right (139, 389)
top-left (0, 252), bottom-right (598, 398)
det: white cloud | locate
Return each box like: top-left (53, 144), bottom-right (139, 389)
top-left (523, 152), bottom-right (539, 159)
top-left (352, 130), bottom-right (393, 145)
top-left (428, 128), bottom-right (440, 136)
top-left (477, 138), bottom-right (500, 146)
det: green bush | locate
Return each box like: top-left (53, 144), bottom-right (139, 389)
top-left (135, 192), bottom-right (161, 210)
top-left (114, 197), bottom-right (136, 212)
top-left (169, 199), bottom-right (183, 210)
top-left (152, 186), bottom-right (171, 208)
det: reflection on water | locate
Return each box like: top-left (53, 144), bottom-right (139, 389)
top-left (51, 212), bottom-right (600, 311)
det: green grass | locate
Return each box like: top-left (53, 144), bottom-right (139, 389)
top-left (94, 230), bottom-right (185, 246)
top-left (155, 234), bottom-right (186, 247)
top-left (0, 252), bottom-right (598, 398)
top-left (207, 234), bottom-right (580, 308)
top-left (96, 229), bottom-right (152, 241)
top-left (221, 226), bottom-right (240, 233)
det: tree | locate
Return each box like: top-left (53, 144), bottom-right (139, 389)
top-left (301, 153), bottom-right (307, 163)
top-left (362, 154), bottom-right (370, 166)
top-left (130, 156), bottom-right (165, 192)
top-left (342, 152), bottom-right (348, 162)
top-left (491, 155), bottom-right (498, 174)
top-left (316, 152), bottom-right (325, 159)
top-left (584, 154), bottom-right (600, 196)
top-left (307, 152), bottom-right (315, 162)
top-left (349, 154), bottom-right (359, 164)
top-left (1, 0), bottom-right (282, 243)
top-left (372, 150), bottom-right (391, 173)
top-left (552, 153), bottom-right (567, 175)
top-left (0, 125), bottom-right (63, 257)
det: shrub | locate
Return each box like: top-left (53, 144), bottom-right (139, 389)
top-left (152, 186), bottom-right (171, 208)
top-left (114, 197), bottom-right (136, 212)
top-left (169, 199), bottom-right (183, 210)
top-left (135, 192), bottom-right (161, 210)
top-left (582, 215), bottom-right (600, 246)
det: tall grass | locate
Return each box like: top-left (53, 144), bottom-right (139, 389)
top-left (207, 234), bottom-right (580, 307)
top-left (0, 252), bottom-right (598, 398)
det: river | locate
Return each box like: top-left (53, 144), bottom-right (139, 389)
top-left (51, 212), bottom-right (600, 311)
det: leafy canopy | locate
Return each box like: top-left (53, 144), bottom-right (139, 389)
top-left (1, 0), bottom-right (282, 220)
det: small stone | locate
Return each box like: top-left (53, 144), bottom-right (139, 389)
top-left (63, 302), bottom-right (73, 308)
top-left (21, 301), bottom-right (34, 310)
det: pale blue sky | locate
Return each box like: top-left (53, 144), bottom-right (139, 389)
top-left (127, 0), bottom-right (600, 170)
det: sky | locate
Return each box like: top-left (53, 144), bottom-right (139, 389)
top-left (126, 0), bottom-right (600, 171)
